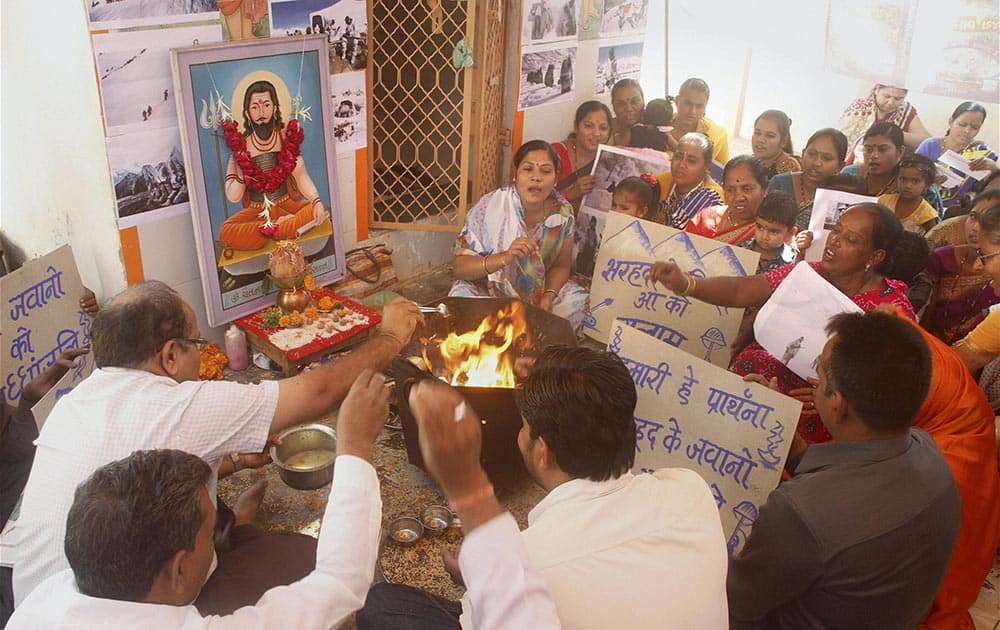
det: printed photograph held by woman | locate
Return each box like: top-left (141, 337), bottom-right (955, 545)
top-left (450, 140), bottom-right (588, 332)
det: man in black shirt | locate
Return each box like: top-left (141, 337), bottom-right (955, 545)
top-left (728, 310), bottom-right (961, 629)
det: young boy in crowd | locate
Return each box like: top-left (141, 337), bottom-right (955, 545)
top-left (879, 154), bottom-right (940, 234)
top-left (738, 190), bottom-right (799, 273)
top-left (728, 191), bottom-right (799, 362)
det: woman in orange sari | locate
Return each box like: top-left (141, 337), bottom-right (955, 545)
top-left (684, 155), bottom-right (767, 245)
top-left (883, 306), bottom-right (1000, 630)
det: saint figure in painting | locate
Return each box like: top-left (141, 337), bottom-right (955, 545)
top-left (220, 80), bottom-right (327, 251)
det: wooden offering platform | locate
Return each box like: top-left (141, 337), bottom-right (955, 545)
top-left (235, 287), bottom-right (381, 374)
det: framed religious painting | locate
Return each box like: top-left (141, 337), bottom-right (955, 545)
top-left (172, 35), bottom-right (345, 327)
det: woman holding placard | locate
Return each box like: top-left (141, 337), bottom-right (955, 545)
top-left (650, 203), bottom-right (914, 444)
top-left (450, 139), bottom-right (588, 332)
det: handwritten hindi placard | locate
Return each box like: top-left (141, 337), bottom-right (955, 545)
top-left (29, 353), bottom-right (94, 431)
top-left (585, 212), bottom-right (760, 367)
top-left (609, 318), bottom-right (801, 555)
top-left (2, 245), bottom-right (92, 409)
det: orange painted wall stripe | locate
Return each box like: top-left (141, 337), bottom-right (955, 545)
top-left (119, 227), bottom-right (145, 285)
top-left (355, 147), bottom-right (369, 243)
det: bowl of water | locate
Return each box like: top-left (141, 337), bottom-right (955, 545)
top-left (271, 423), bottom-right (337, 490)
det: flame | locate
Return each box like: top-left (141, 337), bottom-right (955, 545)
top-left (434, 301), bottom-right (531, 388)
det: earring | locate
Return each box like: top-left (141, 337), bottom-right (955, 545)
top-left (865, 264), bottom-right (871, 273)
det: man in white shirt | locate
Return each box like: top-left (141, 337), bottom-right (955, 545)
top-left (357, 345), bottom-right (729, 630)
top-left (8, 280), bottom-right (422, 609)
top-left (10, 370), bottom-right (562, 630)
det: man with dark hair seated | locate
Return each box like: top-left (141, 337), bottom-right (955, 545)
top-left (9, 280), bottom-right (423, 612)
top-left (8, 370), bottom-right (562, 629)
top-left (358, 345), bottom-right (729, 630)
top-left (727, 310), bottom-right (962, 629)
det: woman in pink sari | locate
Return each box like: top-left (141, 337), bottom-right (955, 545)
top-left (652, 203), bottom-right (915, 443)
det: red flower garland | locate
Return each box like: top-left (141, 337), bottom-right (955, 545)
top-left (220, 118), bottom-right (304, 194)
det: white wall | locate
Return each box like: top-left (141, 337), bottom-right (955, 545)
top-left (1, 0), bottom-right (126, 297)
top-left (669, 0), bottom-right (998, 152)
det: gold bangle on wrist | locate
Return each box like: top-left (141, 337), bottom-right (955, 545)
top-left (678, 273), bottom-right (696, 296)
top-left (543, 288), bottom-right (558, 298)
top-left (482, 255), bottom-right (491, 276)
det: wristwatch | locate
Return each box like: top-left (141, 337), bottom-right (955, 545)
top-left (229, 452), bottom-right (243, 472)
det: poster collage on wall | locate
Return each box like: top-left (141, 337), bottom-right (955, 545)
top-left (517, 0), bottom-right (649, 111)
top-left (85, 0), bottom-right (368, 229)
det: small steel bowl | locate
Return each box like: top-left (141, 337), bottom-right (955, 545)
top-left (270, 423), bottom-right (337, 490)
top-left (388, 517), bottom-right (424, 546)
top-left (421, 505), bottom-right (454, 535)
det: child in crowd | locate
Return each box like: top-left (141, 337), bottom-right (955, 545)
top-left (628, 98), bottom-right (673, 152)
top-left (727, 192), bottom-right (798, 362)
top-left (611, 174), bottom-right (660, 219)
top-left (885, 231), bottom-right (933, 318)
top-left (738, 190), bottom-right (799, 273)
top-left (878, 154), bottom-right (940, 234)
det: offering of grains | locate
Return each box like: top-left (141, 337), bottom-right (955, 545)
top-left (380, 526), bottom-right (466, 600)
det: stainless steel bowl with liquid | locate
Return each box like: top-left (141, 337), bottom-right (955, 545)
top-left (270, 423), bottom-right (337, 490)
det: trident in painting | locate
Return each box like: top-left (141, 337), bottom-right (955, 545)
top-left (199, 96), bottom-right (230, 218)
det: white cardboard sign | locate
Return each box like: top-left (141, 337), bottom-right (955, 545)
top-left (585, 212), bottom-right (759, 367)
top-left (609, 318), bottom-right (801, 554)
top-left (2, 245), bottom-right (92, 410)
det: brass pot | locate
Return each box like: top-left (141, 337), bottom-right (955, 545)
top-left (276, 287), bottom-right (311, 312)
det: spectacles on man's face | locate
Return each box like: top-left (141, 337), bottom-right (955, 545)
top-left (174, 337), bottom-right (210, 351)
top-left (976, 249), bottom-right (1000, 266)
